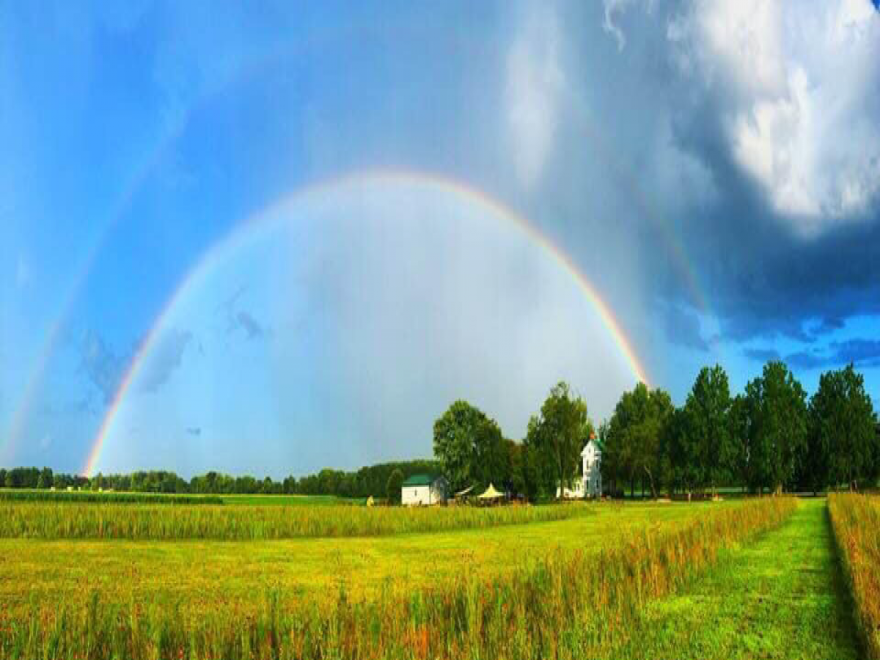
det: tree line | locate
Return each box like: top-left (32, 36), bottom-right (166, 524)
top-left (431, 362), bottom-right (879, 501)
top-left (432, 382), bottom-right (593, 500)
top-left (603, 362), bottom-right (879, 497)
top-left (3, 361), bottom-right (877, 500)
top-left (0, 461), bottom-right (440, 499)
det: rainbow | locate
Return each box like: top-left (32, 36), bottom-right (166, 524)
top-left (82, 169), bottom-right (650, 476)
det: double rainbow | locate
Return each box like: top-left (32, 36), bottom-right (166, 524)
top-left (82, 169), bottom-right (650, 476)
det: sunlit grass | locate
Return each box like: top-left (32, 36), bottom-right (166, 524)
top-left (829, 493), bottom-right (880, 659)
top-left (0, 500), bottom-right (591, 540)
top-left (0, 499), bottom-right (795, 659)
top-left (0, 489), bottom-right (222, 504)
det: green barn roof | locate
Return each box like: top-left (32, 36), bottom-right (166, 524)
top-left (402, 473), bottom-right (438, 487)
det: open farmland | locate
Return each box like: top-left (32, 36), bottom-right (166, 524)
top-left (0, 497), bottom-right (806, 659)
top-left (0, 498), bottom-right (591, 540)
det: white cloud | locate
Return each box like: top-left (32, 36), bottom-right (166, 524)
top-left (668, 0), bottom-right (880, 235)
top-left (505, 5), bottom-right (565, 189)
top-left (602, 0), bottom-right (631, 51)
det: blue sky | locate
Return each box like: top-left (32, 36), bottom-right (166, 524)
top-left (1, 1), bottom-right (879, 477)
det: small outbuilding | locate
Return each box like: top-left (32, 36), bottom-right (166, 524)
top-left (401, 474), bottom-right (447, 506)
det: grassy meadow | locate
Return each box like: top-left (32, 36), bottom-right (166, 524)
top-left (610, 498), bottom-right (862, 659)
top-left (0, 498), bottom-right (592, 540)
top-left (829, 493), bottom-right (880, 659)
top-left (220, 494), bottom-right (362, 506)
top-left (0, 489), bottom-right (223, 505)
top-left (0, 497), bottom-right (806, 659)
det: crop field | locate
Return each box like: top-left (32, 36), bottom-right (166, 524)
top-left (0, 496), bottom-right (829, 659)
top-left (0, 499), bottom-right (592, 540)
top-left (220, 494), bottom-right (362, 506)
top-left (0, 489), bottom-right (223, 505)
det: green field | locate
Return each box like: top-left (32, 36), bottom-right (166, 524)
top-left (219, 494), bottom-right (361, 506)
top-left (612, 498), bottom-right (861, 659)
top-left (1, 496), bottom-right (874, 659)
top-left (0, 501), bottom-right (711, 621)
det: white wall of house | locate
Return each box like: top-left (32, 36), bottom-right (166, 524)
top-left (557, 440), bottom-right (603, 499)
top-left (402, 479), bottom-right (446, 505)
top-left (582, 439), bottom-right (602, 497)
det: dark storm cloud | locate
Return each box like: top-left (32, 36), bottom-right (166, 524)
top-left (812, 317), bottom-right (846, 337)
top-left (780, 338), bottom-right (880, 372)
top-left (589, 0), bottom-right (880, 348)
top-left (784, 350), bottom-right (828, 371)
top-left (664, 304), bottom-right (709, 352)
top-left (743, 348), bottom-right (780, 363)
top-left (831, 339), bottom-right (880, 367)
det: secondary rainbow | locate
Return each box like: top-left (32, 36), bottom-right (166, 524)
top-left (82, 169), bottom-right (651, 476)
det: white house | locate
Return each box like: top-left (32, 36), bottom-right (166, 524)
top-left (582, 436), bottom-right (602, 498)
top-left (401, 474), bottom-right (447, 506)
top-left (557, 435), bottom-right (603, 499)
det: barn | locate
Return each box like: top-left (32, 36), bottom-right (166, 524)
top-left (401, 474), bottom-right (447, 506)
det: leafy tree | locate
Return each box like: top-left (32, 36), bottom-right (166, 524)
top-left (604, 383), bottom-right (673, 498)
top-left (682, 365), bottom-right (733, 495)
top-left (524, 382), bottom-right (589, 499)
top-left (503, 439), bottom-right (526, 497)
top-left (663, 407), bottom-right (702, 499)
top-left (471, 418), bottom-right (506, 489)
top-left (729, 393), bottom-right (759, 492)
top-left (811, 364), bottom-right (876, 490)
top-left (753, 362), bottom-right (808, 493)
top-left (433, 400), bottom-right (503, 492)
top-left (386, 468), bottom-right (404, 504)
top-left (36, 467), bottom-right (53, 490)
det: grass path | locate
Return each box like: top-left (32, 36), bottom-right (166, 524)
top-left (616, 498), bottom-right (862, 660)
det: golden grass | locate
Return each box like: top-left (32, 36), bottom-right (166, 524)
top-left (829, 493), bottom-right (880, 659)
top-left (0, 500), bottom-right (591, 540)
top-left (0, 498), bottom-right (796, 659)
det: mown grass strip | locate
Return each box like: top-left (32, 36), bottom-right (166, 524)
top-left (829, 493), bottom-right (880, 659)
top-left (606, 498), bottom-right (861, 659)
top-left (0, 498), bottom-right (796, 659)
top-left (0, 501), bottom-right (591, 540)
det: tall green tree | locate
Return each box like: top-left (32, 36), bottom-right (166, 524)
top-left (385, 468), bottom-right (404, 504)
top-left (682, 365), bottom-right (733, 495)
top-left (663, 407), bottom-right (702, 499)
top-left (753, 362), bottom-right (808, 493)
top-left (811, 364), bottom-right (876, 490)
top-left (524, 382), bottom-right (588, 499)
top-left (728, 394), bottom-right (753, 491)
top-left (433, 400), bottom-right (505, 492)
top-left (37, 467), bottom-right (53, 490)
top-left (603, 383), bottom-right (673, 498)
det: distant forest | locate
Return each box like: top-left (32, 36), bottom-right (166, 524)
top-left (0, 460), bottom-right (440, 499)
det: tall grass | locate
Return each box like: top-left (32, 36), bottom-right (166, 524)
top-left (828, 493), bottom-right (880, 659)
top-left (0, 501), bottom-right (591, 540)
top-left (0, 490), bottom-right (222, 505)
top-left (0, 498), bottom-right (796, 659)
